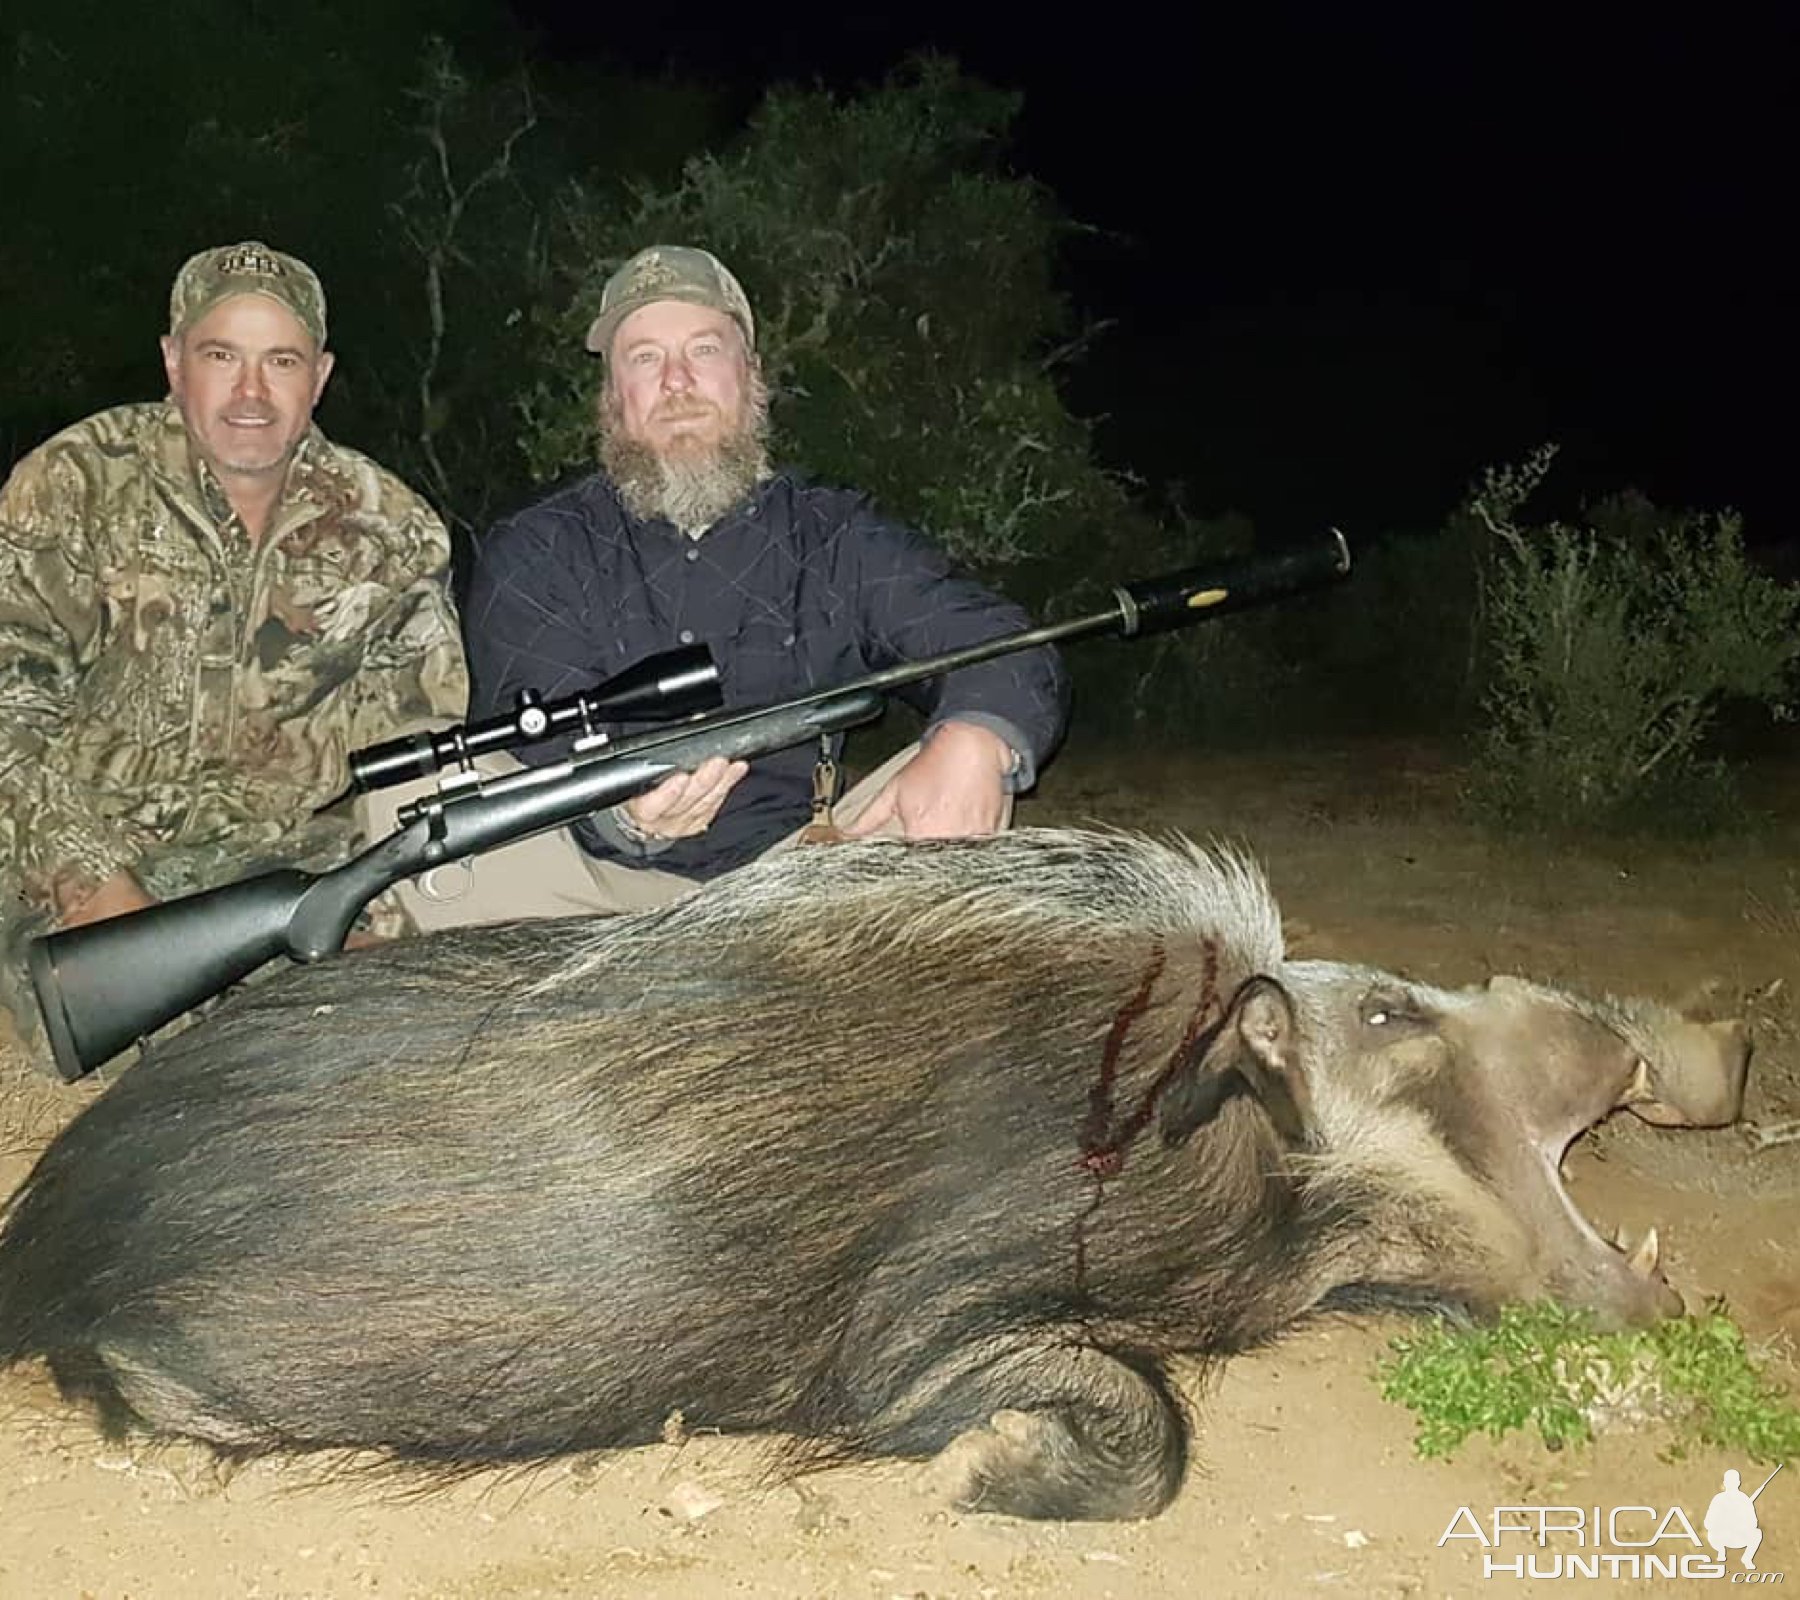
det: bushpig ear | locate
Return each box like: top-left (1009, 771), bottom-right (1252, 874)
top-left (1160, 976), bottom-right (1314, 1148)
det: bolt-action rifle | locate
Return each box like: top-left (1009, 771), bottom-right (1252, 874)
top-left (28, 530), bottom-right (1352, 1081)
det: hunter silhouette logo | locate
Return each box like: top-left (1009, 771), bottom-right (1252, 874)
top-left (1707, 1465), bottom-right (1779, 1571)
top-left (1438, 1460), bottom-right (1785, 1581)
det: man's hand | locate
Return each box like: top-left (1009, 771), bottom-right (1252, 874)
top-left (57, 869), bottom-right (158, 929)
top-left (842, 721), bottom-right (1014, 841)
top-left (621, 755), bottom-right (749, 841)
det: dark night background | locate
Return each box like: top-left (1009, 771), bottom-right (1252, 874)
top-left (508, 5), bottom-right (1793, 550)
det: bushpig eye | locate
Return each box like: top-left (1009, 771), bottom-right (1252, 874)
top-left (1360, 989), bottom-right (1432, 1032)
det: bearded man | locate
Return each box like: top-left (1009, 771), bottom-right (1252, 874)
top-left (449, 245), bottom-right (1069, 912)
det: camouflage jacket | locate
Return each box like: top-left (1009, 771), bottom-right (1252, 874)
top-left (0, 402), bottom-right (468, 915)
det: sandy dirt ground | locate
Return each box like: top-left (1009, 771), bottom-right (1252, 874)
top-left (0, 738), bottom-right (1795, 1599)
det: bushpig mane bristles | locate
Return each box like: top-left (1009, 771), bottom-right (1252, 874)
top-left (537, 827), bottom-right (1286, 994)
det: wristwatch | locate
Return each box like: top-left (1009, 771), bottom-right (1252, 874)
top-left (609, 801), bottom-right (659, 844)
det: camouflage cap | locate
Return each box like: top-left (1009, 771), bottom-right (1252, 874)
top-left (583, 245), bottom-right (755, 357)
top-left (168, 240), bottom-right (328, 348)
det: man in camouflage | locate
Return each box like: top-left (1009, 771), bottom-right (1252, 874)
top-left (0, 241), bottom-right (467, 1063)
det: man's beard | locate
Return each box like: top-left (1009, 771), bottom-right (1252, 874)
top-left (599, 383), bottom-right (771, 535)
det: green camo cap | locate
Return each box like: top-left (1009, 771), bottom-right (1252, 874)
top-left (583, 245), bottom-right (755, 357)
top-left (168, 240), bottom-right (328, 348)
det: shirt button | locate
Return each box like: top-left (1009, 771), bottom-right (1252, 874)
top-left (685, 547), bottom-right (700, 563)
top-left (679, 629), bottom-right (695, 644)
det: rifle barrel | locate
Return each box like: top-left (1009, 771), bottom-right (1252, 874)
top-left (593, 528), bottom-right (1353, 756)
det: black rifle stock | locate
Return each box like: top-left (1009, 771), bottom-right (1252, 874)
top-left (28, 530), bottom-right (1351, 1081)
top-left (27, 688), bottom-right (885, 1081)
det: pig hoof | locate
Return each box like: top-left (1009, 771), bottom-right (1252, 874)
top-left (922, 1409), bottom-right (1056, 1511)
top-left (989, 1407), bottom-right (1037, 1444)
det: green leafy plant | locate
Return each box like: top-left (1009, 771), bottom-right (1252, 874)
top-left (1380, 1302), bottom-right (1800, 1462)
top-left (1468, 446), bottom-right (1800, 831)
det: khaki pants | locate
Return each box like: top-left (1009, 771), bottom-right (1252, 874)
top-left (355, 742), bottom-right (1012, 931)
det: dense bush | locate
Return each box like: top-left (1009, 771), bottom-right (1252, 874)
top-left (1466, 447), bottom-right (1799, 830)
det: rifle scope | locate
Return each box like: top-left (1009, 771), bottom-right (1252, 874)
top-left (346, 644), bottom-right (722, 794)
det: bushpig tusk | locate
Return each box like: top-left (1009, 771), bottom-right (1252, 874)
top-left (1627, 1226), bottom-right (1660, 1277)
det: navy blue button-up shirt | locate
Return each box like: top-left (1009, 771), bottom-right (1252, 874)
top-left (463, 471), bottom-right (1070, 879)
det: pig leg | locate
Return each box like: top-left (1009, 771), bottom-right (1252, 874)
top-left (45, 1337), bottom-right (267, 1452)
top-left (895, 1339), bottom-right (1188, 1520)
